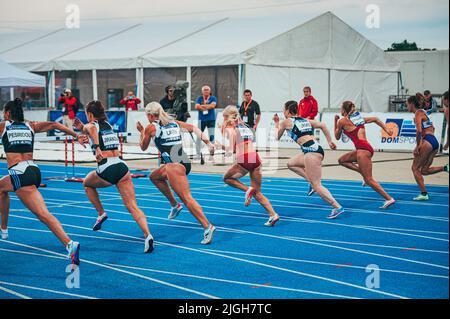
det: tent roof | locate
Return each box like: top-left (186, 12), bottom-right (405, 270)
top-left (0, 12), bottom-right (400, 72)
top-left (0, 58), bottom-right (46, 87)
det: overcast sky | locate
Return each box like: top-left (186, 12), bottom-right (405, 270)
top-left (0, 0), bottom-right (448, 50)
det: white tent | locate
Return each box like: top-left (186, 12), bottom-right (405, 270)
top-left (0, 58), bottom-right (46, 87)
top-left (0, 12), bottom-right (400, 112)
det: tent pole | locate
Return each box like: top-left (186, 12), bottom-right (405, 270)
top-left (238, 64), bottom-right (245, 105)
top-left (92, 69), bottom-right (98, 100)
top-left (187, 66), bottom-right (192, 111)
top-left (327, 69), bottom-right (331, 109)
top-left (50, 70), bottom-right (55, 108)
top-left (9, 87), bottom-right (14, 100)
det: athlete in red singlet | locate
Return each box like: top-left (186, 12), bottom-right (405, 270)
top-left (334, 101), bottom-right (396, 209)
top-left (217, 105), bottom-right (279, 226)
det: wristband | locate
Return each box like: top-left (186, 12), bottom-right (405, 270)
top-left (91, 144), bottom-right (100, 150)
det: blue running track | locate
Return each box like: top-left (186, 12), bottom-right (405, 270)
top-left (0, 162), bottom-right (448, 299)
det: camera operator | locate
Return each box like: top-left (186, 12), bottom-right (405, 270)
top-left (160, 83), bottom-right (190, 122)
top-left (57, 88), bottom-right (79, 129)
top-left (160, 85), bottom-right (176, 114)
top-left (120, 91), bottom-right (141, 111)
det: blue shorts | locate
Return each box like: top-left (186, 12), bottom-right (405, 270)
top-left (423, 134), bottom-right (439, 151)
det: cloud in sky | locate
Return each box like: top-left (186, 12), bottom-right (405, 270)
top-left (0, 0), bottom-right (448, 49)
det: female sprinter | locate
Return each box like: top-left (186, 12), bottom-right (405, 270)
top-left (334, 101), bottom-right (396, 209)
top-left (274, 100), bottom-right (344, 219)
top-left (74, 100), bottom-right (154, 253)
top-left (136, 102), bottom-right (216, 245)
top-left (407, 94), bottom-right (449, 201)
top-left (217, 105), bottom-right (279, 226)
top-left (0, 98), bottom-right (86, 265)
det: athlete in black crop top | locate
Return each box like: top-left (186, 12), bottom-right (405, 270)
top-left (74, 100), bottom-right (154, 253)
top-left (137, 101), bottom-right (217, 245)
top-left (0, 98), bottom-right (88, 265)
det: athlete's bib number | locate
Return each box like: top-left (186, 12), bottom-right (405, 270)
top-left (7, 129), bottom-right (33, 145)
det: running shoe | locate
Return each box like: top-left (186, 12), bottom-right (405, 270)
top-left (264, 214), bottom-right (280, 227)
top-left (380, 198), bottom-right (396, 209)
top-left (414, 193), bottom-right (429, 201)
top-left (144, 234), bottom-right (154, 253)
top-left (362, 180), bottom-right (368, 187)
top-left (168, 203), bottom-right (183, 220)
top-left (307, 185), bottom-right (316, 196)
top-left (66, 241), bottom-right (80, 266)
top-left (92, 213), bottom-right (108, 231)
top-left (444, 164), bottom-right (449, 173)
top-left (1, 228), bottom-right (8, 240)
top-left (245, 188), bottom-right (256, 207)
top-left (327, 207), bottom-right (345, 219)
top-left (201, 224), bottom-right (216, 245)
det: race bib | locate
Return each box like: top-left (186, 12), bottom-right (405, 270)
top-left (350, 112), bottom-right (365, 126)
top-left (238, 126), bottom-right (254, 141)
top-left (7, 129), bottom-right (33, 145)
top-left (294, 120), bottom-right (313, 133)
top-left (101, 132), bottom-right (120, 149)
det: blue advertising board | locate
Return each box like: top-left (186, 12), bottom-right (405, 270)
top-left (48, 111), bottom-right (126, 136)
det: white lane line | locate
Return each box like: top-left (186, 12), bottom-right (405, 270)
top-left (0, 239), bottom-right (220, 299)
top-left (35, 187), bottom-right (450, 240)
top-left (0, 280), bottom-right (97, 299)
top-left (0, 285), bottom-right (32, 299)
top-left (107, 263), bottom-right (360, 299)
top-left (4, 215), bottom-right (408, 299)
top-left (199, 248), bottom-right (448, 279)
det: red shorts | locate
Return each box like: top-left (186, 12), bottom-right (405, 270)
top-left (237, 152), bottom-right (262, 172)
top-left (356, 140), bottom-right (374, 155)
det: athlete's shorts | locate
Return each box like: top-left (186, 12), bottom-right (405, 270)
top-left (423, 134), bottom-right (440, 151)
top-left (356, 140), bottom-right (374, 155)
top-left (237, 152), bottom-right (262, 172)
top-left (164, 161), bottom-right (192, 176)
top-left (8, 161), bottom-right (41, 191)
top-left (300, 140), bottom-right (325, 158)
top-left (96, 157), bottom-right (129, 185)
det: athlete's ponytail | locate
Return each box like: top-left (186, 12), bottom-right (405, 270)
top-left (407, 93), bottom-right (425, 110)
top-left (145, 102), bottom-right (173, 126)
top-left (284, 100), bottom-right (298, 116)
top-left (341, 101), bottom-right (357, 115)
top-left (3, 98), bottom-right (25, 122)
top-left (222, 105), bottom-right (242, 132)
top-left (86, 100), bottom-right (108, 121)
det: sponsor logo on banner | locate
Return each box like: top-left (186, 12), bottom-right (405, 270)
top-left (381, 119), bottom-right (416, 145)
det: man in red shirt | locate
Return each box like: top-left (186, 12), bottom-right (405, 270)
top-left (120, 91), bottom-right (141, 111)
top-left (298, 86), bottom-right (318, 120)
top-left (58, 89), bottom-right (78, 129)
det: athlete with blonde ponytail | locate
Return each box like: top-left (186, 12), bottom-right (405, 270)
top-left (217, 106), bottom-right (279, 226)
top-left (137, 102), bottom-right (217, 244)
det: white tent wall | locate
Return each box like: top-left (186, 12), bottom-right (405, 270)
top-left (245, 64), bottom-right (328, 112)
top-left (329, 70), bottom-right (363, 110)
top-left (386, 50), bottom-right (449, 95)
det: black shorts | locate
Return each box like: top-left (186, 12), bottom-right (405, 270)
top-left (96, 157), bottom-right (129, 185)
top-left (301, 140), bottom-right (325, 158)
top-left (8, 161), bottom-right (41, 191)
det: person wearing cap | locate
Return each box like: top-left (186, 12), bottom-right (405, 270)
top-left (58, 89), bottom-right (79, 129)
top-left (120, 91), bottom-right (141, 112)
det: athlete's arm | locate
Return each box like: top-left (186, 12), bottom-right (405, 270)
top-left (413, 113), bottom-right (423, 151)
top-left (31, 121), bottom-right (87, 147)
top-left (0, 122), bottom-right (5, 134)
top-left (177, 121), bottom-right (212, 146)
top-left (334, 116), bottom-right (344, 140)
top-left (137, 122), bottom-right (155, 151)
top-left (223, 126), bottom-right (237, 155)
top-left (273, 115), bottom-right (287, 141)
top-left (364, 117), bottom-right (393, 136)
top-left (310, 120), bottom-right (336, 150)
top-left (84, 123), bottom-right (104, 162)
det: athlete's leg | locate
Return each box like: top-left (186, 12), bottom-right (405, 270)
top-left (16, 186), bottom-right (71, 246)
top-left (223, 164), bottom-right (249, 192)
top-left (150, 165), bottom-right (178, 207)
top-left (250, 166), bottom-right (277, 217)
top-left (287, 153), bottom-right (309, 181)
top-left (338, 151), bottom-right (360, 173)
top-left (0, 176), bottom-right (12, 231)
top-left (412, 142), bottom-right (434, 193)
top-left (83, 170), bottom-right (111, 216)
top-left (421, 148), bottom-right (445, 175)
top-left (357, 151), bottom-right (392, 200)
top-left (166, 164), bottom-right (210, 229)
top-left (116, 173), bottom-right (151, 238)
top-left (304, 153), bottom-right (341, 209)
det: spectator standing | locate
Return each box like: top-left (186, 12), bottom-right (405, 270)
top-left (443, 91), bottom-right (449, 151)
top-left (160, 85), bottom-right (176, 115)
top-left (239, 89), bottom-right (261, 133)
top-left (58, 89), bottom-right (79, 129)
top-left (424, 90), bottom-right (438, 113)
top-left (120, 91), bottom-right (141, 111)
top-left (298, 86), bottom-right (318, 120)
top-left (195, 86), bottom-right (217, 158)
